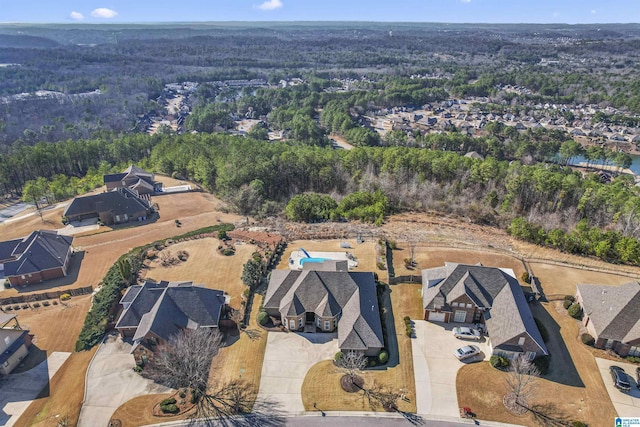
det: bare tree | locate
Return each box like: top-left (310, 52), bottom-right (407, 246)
top-left (144, 328), bottom-right (223, 391)
top-left (336, 351), bottom-right (367, 391)
top-left (503, 356), bottom-right (540, 415)
top-left (361, 381), bottom-right (402, 412)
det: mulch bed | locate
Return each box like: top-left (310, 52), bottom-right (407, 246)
top-left (340, 374), bottom-right (364, 393)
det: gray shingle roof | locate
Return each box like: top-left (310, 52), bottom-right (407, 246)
top-left (422, 263), bottom-right (547, 355)
top-left (115, 280), bottom-right (225, 343)
top-left (63, 188), bottom-right (151, 219)
top-left (3, 231), bottom-right (73, 277)
top-left (577, 281), bottom-right (640, 343)
top-left (0, 238), bottom-right (22, 262)
top-left (265, 269), bottom-right (384, 352)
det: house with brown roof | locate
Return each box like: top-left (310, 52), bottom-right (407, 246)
top-left (422, 263), bottom-right (547, 360)
top-left (104, 165), bottom-right (162, 195)
top-left (575, 281), bottom-right (640, 357)
top-left (115, 280), bottom-right (227, 364)
top-left (0, 230), bottom-right (73, 287)
top-left (263, 261), bottom-right (384, 357)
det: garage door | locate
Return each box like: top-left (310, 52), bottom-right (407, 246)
top-left (454, 310), bottom-right (467, 322)
top-left (429, 312), bottom-right (446, 322)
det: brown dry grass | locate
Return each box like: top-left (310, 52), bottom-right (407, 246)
top-left (278, 239), bottom-right (379, 275)
top-left (144, 238), bottom-right (257, 305)
top-left (14, 350), bottom-right (97, 427)
top-left (301, 284), bottom-right (421, 413)
top-left (112, 297), bottom-right (268, 427)
top-left (529, 262), bottom-right (630, 296)
top-left (391, 245), bottom-right (526, 279)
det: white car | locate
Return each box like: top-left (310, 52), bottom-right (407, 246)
top-left (452, 326), bottom-right (481, 340)
top-left (454, 345), bottom-right (481, 360)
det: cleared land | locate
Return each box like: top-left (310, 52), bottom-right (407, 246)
top-left (301, 284), bottom-right (422, 413)
top-left (144, 237), bottom-right (257, 306)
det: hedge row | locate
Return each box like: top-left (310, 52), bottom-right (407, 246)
top-left (74, 223), bottom-right (234, 352)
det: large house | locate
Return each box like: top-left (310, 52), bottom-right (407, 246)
top-left (422, 263), bottom-right (547, 360)
top-left (263, 261), bottom-right (384, 357)
top-left (104, 165), bottom-right (162, 195)
top-left (0, 230), bottom-right (73, 287)
top-left (575, 281), bottom-right (640, 357)
top-left (63, 187), bottom-right (152, 225)
top-left (115, 280), bottom-right (227, 364)
top-left (0, 313), bottom-right (32, 375)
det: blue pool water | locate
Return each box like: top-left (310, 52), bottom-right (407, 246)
top-left (300, 257), bottom-right (330, 265)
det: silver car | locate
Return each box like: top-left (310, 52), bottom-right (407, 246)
top-left (455, 345), bottom-right (481, 360)
top-left (452, 326), bottom-right (481, 340)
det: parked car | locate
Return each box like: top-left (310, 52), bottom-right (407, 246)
top-left (609, 366), bottom-right (631, 392)
top-left (454, 345), bottom-right (481, 360)
top-left (636, 367), bottom-right (640, 389)
top-left (452, 326), bottom-right (481, 340)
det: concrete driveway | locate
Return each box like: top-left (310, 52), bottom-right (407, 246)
top-left (78, 333), bottom-right (172, 427)
top-left (595, 357), bottom-right (640, 417)
top-left (257, 331), bottom-right (338, 413)
top-left (412, 320), bottom-right (490, 417)
top-left (0, 351), bottom-right (70, 427)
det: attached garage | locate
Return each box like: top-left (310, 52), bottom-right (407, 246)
top-left (427, 311), bottom-right (446, 322)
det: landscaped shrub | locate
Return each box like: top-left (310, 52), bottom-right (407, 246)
top-left (571, 421), bottom-right (587, 427)
top-left (490, 355), bottom-right (509, 369)
top-left (4, 306), bottom-right (12, 311)
top-left (52, 300), bottom-right (58, 305)
top-left (376, 261), bottom-right (386, 270)
top-left (32, 302), bottom-right (40, 308)
top-left (257, 311), bottom-right (269, 326)
top-left (580, 333), bottom-right (595, 346)
top-left (534, 318), bottom-right (549, 342)
top-left (564, 295), bottom-right (575, 303)
top-left (60, 293), bottom-right (71, 301)
top-left (568, 303), bottom-right (582, 319)
top-left (217, 230), bottom-right (228, 240)
top-left (563, 299), bottom-right (573, 309)
top-left (160, 397), bottom-right (177, 406)
top-left (160, 403), bottom-right (179, 414)
top-left (626, 356), bottom-right (640, 364)
top-left (378, 350), bottom-right (389, 364)
top-left (368, 359), bottom-right (377, 367)
top-left (133, 365), bottom-right (143, 373)
top-left (179, 391), bottom-right (186, 399)
top-left (21, 304), bottom-right (29, 309)
top-left (405, 325), bottom-right (412, 337)
top-left (42, 301), bottom-right (50, 306)
top-left (222, 248), bottom-right (235, 256)
top-left (521, 271), bottom-right (530, 284)
top-left (387, 240), bottom-right (397, 250)
top-left (13, 305), bottom-right (20, 310)
top-left (533, 355), bottom-right (550, 375)
top-left (334, 351), bottom-right (343, 361)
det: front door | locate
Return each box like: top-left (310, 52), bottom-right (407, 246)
top-left (454, 310), bottom-right (467, 323)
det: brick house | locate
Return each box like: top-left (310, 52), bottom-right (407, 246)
top-left (422, 263), bottom-right (547, 360)
top-left (575, 281), bottom-right (640, 357)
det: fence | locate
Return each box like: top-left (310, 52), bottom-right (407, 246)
top-left (0, 285), bottom-right (93, 306)
top-left (390, 275), bottom-right (423, 285)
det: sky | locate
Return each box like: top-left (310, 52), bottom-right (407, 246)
top-left (1, 1), bottom-right (639, 24)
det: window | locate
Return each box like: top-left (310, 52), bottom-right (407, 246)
top-left (289, 319), bottom-right (296, 330)
top-left (324, 320), bottom-right (330, 330)
top-left (298, 317), bottom-right (303, 328)
top-left (452, 302), bottom-right (458, 307)
top-left (466, 303), bottom-right (473, 308)
top-left (525, 351), bottom-right (536, 361)
top-left (605, 339), bottom-right (615, 349)
top-left (629, 346), bottom-right (640, 357)
top-left (518, 337), bottom-right (526, 346)
top-left (317, 317), bottom-right (321, 327)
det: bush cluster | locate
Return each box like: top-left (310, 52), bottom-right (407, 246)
top-left (490, 355), bottom-right (509, 369)
top-left (257, 311), bottom-right (269, 326)
top-left (403, 316), bottom-right (412, 337)
top-left (580, 333), bottom-right (595, 346)
top-left (378, 350), bottom-right (389, 364)
top-left (521, 271), bottom-right (530, 284)
top-left (160, 403), bottom-right (179, 414)
top-left (563, 299), bottom-right (573, 309)
top-left (334, 351), bottom-right (343, 362)
top-left (567, 303), bottom-right (582, 319)
top-left (60, 293), bottom-right (71, 301)
top-left (626, 356), bottom-right (640, 363)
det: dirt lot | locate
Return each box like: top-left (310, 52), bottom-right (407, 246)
top-left (144, 238), bottom-right (257, 306)
top-left (301, 284), bottom-right (422, 413)
top-left (277, 239), bottom-right (378, 274)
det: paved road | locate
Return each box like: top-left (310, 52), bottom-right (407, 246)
top-left (78, 333), bottom-right (171, 427)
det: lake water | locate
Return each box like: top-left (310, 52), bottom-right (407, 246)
top-left (571, 154), bottom-right (640, 175)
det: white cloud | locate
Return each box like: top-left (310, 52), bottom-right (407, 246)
top-left (258, 0), bottom-right (283, 11)
top-left (90, 8), bottom-right (118, 19)
top-left (70, 11), bottom-right (84, 20)
top-left (591, 9), bottom-right (597, 14)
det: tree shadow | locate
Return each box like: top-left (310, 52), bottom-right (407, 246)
top-left (187, 395), bottom-right (287, 427)
top-left (370, 286), bottom-right (399, 370)
top-left (397, 410), bottom-right (426, 425)
top-left (530, 303), bottom-right (584, 387)
top-left (386, 244), bottom-right (395, 279)
top-left (527, 402), bottom-right (572, 426)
